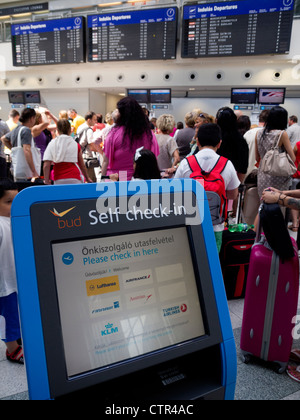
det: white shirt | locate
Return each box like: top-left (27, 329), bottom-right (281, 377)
top-left (43, 135), bottom-right (78, 163)
top-left (175, 148), bottom-right (240, 231)
top-left (286, 123), bottom-right (300, 148)
top-left (78, 122), bottom-right (95, 159)
top-left (244, 127), bottom-right (263, 179)
top-left (0, 216), bottom-right (17, 297)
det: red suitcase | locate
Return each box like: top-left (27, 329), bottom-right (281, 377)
top-left (240, 232), bottom-right (299, 373)
top-left (220, 184), bottom-right (256, 300)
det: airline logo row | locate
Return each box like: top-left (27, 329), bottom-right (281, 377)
top-left (86, 264), bottom-right (185, 298)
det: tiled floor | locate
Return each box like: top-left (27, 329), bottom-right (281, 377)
top-left (228, 294), bottom-right (300, 400)
top-left (1, 292), bottom-right (300, 401)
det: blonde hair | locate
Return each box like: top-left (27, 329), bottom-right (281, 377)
top-left (59, 110), bottom-right (68, 119)
top-left (105, 112), bottom-right (113, 124)
top-left (196, 112), bottom-right (216, 124)
top-left (156, 114), bottom-right (176, 134)
top-left (34, 112), bottom-right (42, 125)
top-left (184, 111), bottom-right (197, 128)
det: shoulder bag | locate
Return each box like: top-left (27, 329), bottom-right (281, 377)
top-left (11, 127), bottom-right (41, 179)
top-left (260, 131), bottom-right (297, 177)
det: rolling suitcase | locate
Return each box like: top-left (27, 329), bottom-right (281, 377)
top-left (240, 204), bottom-right (299, 373)
top-left (220, 185), bottom-right (256, 300)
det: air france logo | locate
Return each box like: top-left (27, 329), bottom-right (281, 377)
top-left (50, 206), bottom-right (82, 229)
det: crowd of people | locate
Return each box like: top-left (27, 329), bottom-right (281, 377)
top-left (2, 99), bottom-right (300, 250)
top-left (1, 97), bottom-right (300, 381)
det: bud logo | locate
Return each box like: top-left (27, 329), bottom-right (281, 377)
top-left (49, 206), bottom-right (82, 229)
top-left (101, 323), bottom-right (118, 336)
top-left (50, 207), bottom-right (76, 217)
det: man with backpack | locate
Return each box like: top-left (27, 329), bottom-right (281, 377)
top-left (77, 111), bottom-right (98, 182)
top-left (175, 123), bottom-right (240, 252)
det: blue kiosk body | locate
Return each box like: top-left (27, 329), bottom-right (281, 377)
top-left (11, 179), bottom-right (236, 401)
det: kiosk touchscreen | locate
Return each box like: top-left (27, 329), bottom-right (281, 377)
top-left (11, 179), bottom-right (236, 401)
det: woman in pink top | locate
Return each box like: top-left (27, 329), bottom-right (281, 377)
top-left (101, 97), bottom-right (159, 180)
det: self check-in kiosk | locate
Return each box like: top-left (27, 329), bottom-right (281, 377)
top-left (11, 179), bottom-right (236, 400)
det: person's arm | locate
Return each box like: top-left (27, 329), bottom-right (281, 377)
top-left (43, 161), bottom-right (52, 184)
top-left (226, 188), bottom-right (239, 201)
top-left (23, 144), bottom-right (39, 178)
top-left (78, 150), bottom-right (93, 183)
top-left (46, 110), bottom-right (58, 125)
top-left (280, 131), bottom-right (296, 162)
top-left (262, 189), bottom-right (300, 211)
top-left (101, 153), bottom-right (109, 176)
top-left (255, 132), bottom-right (260, 164)
top-left (165, 150), bottom-right (180, 176)
top-left (263, 186), bottom-right (300, 199)
top-left (1, 134), bottom-right (12, 150)
top-left (32, 112), bottom-right (49, 138)
top-left (172, 149), bottom-right (180, 168)
top-left (237, 173), bottom-right (246, 183)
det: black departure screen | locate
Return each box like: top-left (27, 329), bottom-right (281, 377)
top-left (182, 0), bottom-right (294, 58)
top-left (88, 7), bottom-right (177, 62)
top-left (11, 17), bottom-right (85, 66)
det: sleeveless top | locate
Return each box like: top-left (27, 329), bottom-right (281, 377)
top-left (257, 129), bottom-right (291, 197)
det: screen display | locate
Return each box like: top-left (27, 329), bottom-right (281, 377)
top-left (182, 0), bottom-right (294, 58)
top-left (149, 89), bottom-right (172, 104)
top-left (127, 89), bottom-right (149, 104)
top-left (258, 88), bottom-right (286, 104)
top-left (24, 91), bottom-right (41, 104)
top-left (11, 17), bottom-right (85, 66)
top-left (8, 91), bottom-right (25, 104)
top-left (87, 7), bottom-right (177, 62)
top-left (52, 227), bottom-right (205, 378)
top-left (231, 88), bottom-right (257, 104)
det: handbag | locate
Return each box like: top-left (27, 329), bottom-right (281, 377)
top-left (260, 131), bottom-right (297, 177)
top-left (10, 127), bottom-right (41, 179)
top-left (85, 157), bottom-right (100, 169)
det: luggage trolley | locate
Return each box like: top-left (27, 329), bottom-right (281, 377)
top-left (11, 179), bottom-right (237, 401)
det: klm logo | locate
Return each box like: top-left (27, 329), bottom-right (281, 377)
top-left (101, 323), bottom-right (118, 336)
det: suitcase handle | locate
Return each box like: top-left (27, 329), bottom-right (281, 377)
top-left (255, 204), bottom-right (263, 243)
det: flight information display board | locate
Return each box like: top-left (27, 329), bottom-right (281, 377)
top-left (87, 7), bottom-right (178, 62)
top-left (11, 17), bottom-right (85, 66)
top-left (181, 0), bottom-right (294, 58)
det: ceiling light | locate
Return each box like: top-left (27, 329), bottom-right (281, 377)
top-left (98, 2), bottom-right (122, 6)
top-left (12, 13), bottom-right (32, 18)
